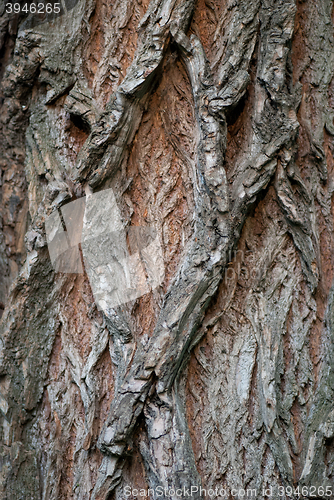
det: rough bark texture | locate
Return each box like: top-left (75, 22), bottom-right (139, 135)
top-left (1, 0), bottom-right (334, 498)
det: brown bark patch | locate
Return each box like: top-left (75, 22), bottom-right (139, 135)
top-left (60, 274), bottom-right (101, 359)
top-left (190, 0), bottom-right (228, 65)
top-left (84, 0), bottom-right (150, 103)
top-left (124, 54), bottom-right (195, 338)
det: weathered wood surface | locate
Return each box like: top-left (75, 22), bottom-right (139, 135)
top-left (0, 0), bottom-right (334, 498)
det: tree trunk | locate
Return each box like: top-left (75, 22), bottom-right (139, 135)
top-left (1, 0), bottom-right (334, 498)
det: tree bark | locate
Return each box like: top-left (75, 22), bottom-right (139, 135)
top-left (1, 0), bottom-right (334, 498)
